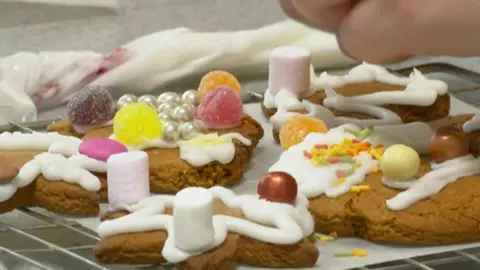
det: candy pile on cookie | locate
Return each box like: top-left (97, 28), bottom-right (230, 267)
top-left (94, 158), bottom-right (319, 268)
top-left (262, 46), bottom-right (450, 142)
top-left (0, 70), bottom-right (263, 216)
top-left (270, 113), bottom-right (480, 245)
top-left (47, 70), bottom-right (265, 198)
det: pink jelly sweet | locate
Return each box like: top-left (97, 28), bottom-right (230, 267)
top-left (79, 138), bottom-right (128, 162)
top-left (195, 86), bottom-right (243, 129)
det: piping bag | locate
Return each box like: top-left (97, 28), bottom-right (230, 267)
top-left (0, 19), bottom-right (356, 124)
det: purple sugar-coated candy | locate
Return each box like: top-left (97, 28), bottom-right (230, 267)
top-left (67, 85), bottom-right (116, 125)
top-left (79, 138), bottom-right (128, 162)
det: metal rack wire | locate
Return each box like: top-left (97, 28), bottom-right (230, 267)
top-left (1, 119), bottom-right (480, 270)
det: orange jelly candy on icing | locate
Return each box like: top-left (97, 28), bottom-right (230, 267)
top-left (279, 115), bottom-right (328, 150)
top-left (198, 71), bottom-right (241, 100)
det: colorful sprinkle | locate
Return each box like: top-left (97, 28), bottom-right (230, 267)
top-left (335, 249), bottom-right (368, 257)
top-left (350, 185), bottom-right (371, 193)
top-left (314, 233), bottom-right (336, 242)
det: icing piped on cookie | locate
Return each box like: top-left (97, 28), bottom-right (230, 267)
top-left (97, 186), bottom-right (314, 263)
top-left (0, 152), bottom-right (102, 203)
top-left (264, 57), bottom-right (448, 130)
top-left (463, 115), bottom-right (480, 133)
top-left (0, 132), bottom-right (105, 203)
top-left (109, 132), bottom-right (251, 167)
top-left (387, 154), bottom-right (480, 210)
top-left (178, 133), bottom-right (251, 166)
top-left (0, 132), bottom-right (82, 151)
top-left (269, 123), bottom-right (434, 199)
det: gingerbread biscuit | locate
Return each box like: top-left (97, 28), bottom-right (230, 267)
top-left (262, 47), bottom-right (450, 143)
top-left (47, 74), bottom-right (264, 201)
top-left (0, 133), bottom-right (103, 216)
top-left (94, 187), bottom-right (319, 268)
top-left (268, 115), bottom-right (480, 245)
top-left (48, 114), bottom-right (263, 201)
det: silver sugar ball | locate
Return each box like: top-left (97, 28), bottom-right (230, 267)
top-left (118, 94), bottom-right (137, 104)
top-left (163, 121), bottom-right (180, 141)
top-left (181, 103), bottom-right (196, 118)
top-left (157, 92), bottom-right (180, 105)
top-left (138, 95), bottom-right (157, 108)
top-left (158, 112), bottom-right (172, 121)
top-left (171, 106), bottom-right (193, 122)
top-left (157, 103), bottom-right (175, 114)
top-left (117, 99), bottom-right (134, 109)
top-left (181, 89), bottom-right (198, 105)
top-left (179, 121), bottom-right (199, 140)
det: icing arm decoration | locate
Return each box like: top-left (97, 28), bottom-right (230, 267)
top-left (323, 86), bottom-right (403, 127)
top-left (463, 114), bottom-right (480, 133)
top-left (387, 155), bottom-right (480, 210)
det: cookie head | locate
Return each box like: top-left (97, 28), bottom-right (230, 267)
top-left (196, 86), bottom-right (243, 129)
top-left (429, 126), bottom-right (469, 163)
top-left (113, 103), bottom-right (163, 147)
top-left (381, 144), bottom-right (420, 181)
top-left (257, 171), bottom-right (298, 205)
top-left (279, 115), bottom-right (328, 150)
top-left (67, 85), bottom-right (116, 125)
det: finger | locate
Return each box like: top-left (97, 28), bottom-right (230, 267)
top-left (338, 0), bottom-right (480, 64)
top-left (292, 0), bottom-right (354, 32)
top-left (277, 0), bottom-right (325, 29)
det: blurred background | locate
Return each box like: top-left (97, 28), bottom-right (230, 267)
top-left (0, 0), bottom-right (285, 56)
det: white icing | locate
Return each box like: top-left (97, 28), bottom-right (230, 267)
top-left (97, 186), bottom-right (314, 263)
top-left (110, 132), bottom-right (251, 167)
top-left (178, 133), bottom-right (251, 166)
top-left (268, 123), bottom-right (433, 199)
top-left (381, 178), bottom-right (416, 190)
top-left (264, 62), bottom-right (448, 131)
top-left (463, 114), bottom-right (480, 133)
top-left (0, 132), bottom-right (82, 151)
top-left (72, 119), bottom-right (113, 134)
top-left (0, 152), bottom-right (101, 203)
top-left (0, 132), bottom-right (104, 203)
top-left (108, 135), bottom-right (178, 150)
top-left (387, 155), bottom-right (480, 210)
top-left (195, 120), bottom-right (243, 130)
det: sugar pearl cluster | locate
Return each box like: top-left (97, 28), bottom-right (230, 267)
top-left (117, 90), bottom-right (200, 142)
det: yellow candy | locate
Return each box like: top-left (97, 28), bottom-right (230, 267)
top-left (113, 103), bottom-right (163, 147)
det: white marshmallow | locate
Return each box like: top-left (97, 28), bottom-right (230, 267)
top-left (268, 46), bottom-right (311, 97)
top-left (173, 187), bottom-right (215, 252)
top-left (107, 151), bottom-right (150, 210)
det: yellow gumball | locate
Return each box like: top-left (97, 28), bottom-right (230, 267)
top-left (381, 144), bottom-right (420, 181)
top-left (113, 103), bottom-right (163, 147)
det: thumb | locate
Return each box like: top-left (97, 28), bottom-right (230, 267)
top-left (338, 0), bottom-right (480, 64)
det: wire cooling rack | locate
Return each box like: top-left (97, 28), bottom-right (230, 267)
top-left (1, 120), bottom-right (480, 270)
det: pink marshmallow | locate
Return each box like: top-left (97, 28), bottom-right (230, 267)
top-left (107, 151), bottom-right (150, 210)
top-left (268, 46), bottom-right (311, 97)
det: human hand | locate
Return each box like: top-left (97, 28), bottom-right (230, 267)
top-left (279, 0), bottom-right (480, 64)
